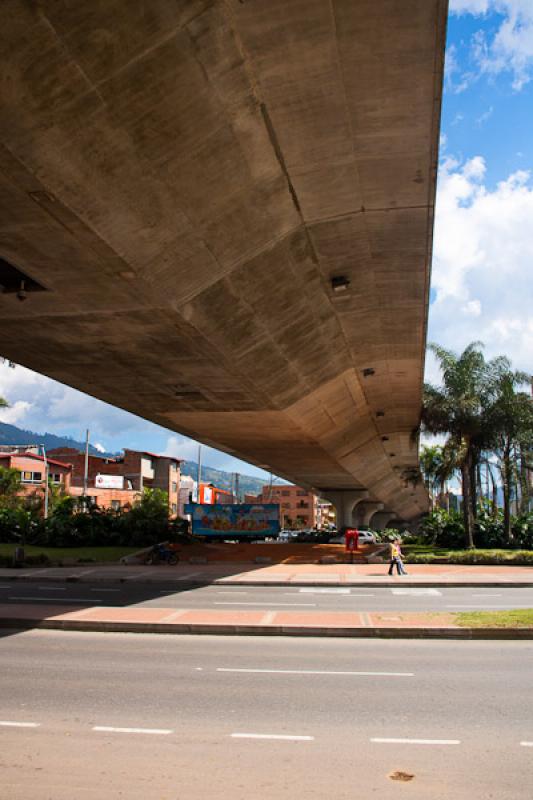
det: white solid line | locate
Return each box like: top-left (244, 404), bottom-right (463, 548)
top-left (8, 596), bottom-right (102, 604)
top-left (214, 602), bottom-right (316, 607)
top-left (231, 733), bottom-right (314, 741)
top-left (217, 668), bottom-right (414, 677)
top-left (0, 721), bottom-right (41, 728)
top-left (371, 738), bottom-right (460, 745)
top-left (92, 726), bottom-right (172, 735)
top-left (520, 741), bottom-right (533, 747)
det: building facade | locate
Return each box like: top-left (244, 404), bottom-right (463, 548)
top-left (246, 485), bottom-right (320, 529)
top-left (47, 448), bottom-right (181, 515)
top-left (0, 451), bottom-right (72, 510)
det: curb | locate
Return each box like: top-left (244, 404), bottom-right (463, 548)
top-left (1, 617), bottom-right (533, 640)
top-left (2, 575), bottom-right (533, 589)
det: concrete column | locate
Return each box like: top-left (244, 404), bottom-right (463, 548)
top-left (353, 501), bottom-right (383, 528)
top-left (322, 489), bottom-right (369, 529)
top-left (370, 510), bottom-right (395, 531)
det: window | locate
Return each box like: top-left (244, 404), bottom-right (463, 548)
top-left (172, 482), bottom-right (177, 492)
top-left (50, 473), bottom-right (62, 484)
top-left (172, 503), bottom-right (177, 514)
top-left (21, 470), bottom-right (42, 483)
top-left (296, 490), bottom-right (307, 497)
top-left (281, 490), bottom-right (290, 496)
top-left (111, 500), bottom-right (121, 511)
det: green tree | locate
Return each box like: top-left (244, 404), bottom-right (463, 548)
top-left (484, 363), bottom-right (532, 543)
top-left (422, 342), bottom-right (492, 548)
top-left (0, 466), bottom-right (22, 510)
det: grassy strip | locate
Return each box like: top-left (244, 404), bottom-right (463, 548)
top-left (455, 609), bottom-right (533, 628)
top-left (0, 543), bottom-right (139, 563)
top-left (404, 548), bottom-right (533, 565)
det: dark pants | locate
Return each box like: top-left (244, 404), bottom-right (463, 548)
top-left (388, 557), bottom-right (407, 575)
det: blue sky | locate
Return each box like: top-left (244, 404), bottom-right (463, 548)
top-left (1, 1), bottom-right (532, 478)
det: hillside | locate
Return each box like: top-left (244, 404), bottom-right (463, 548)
top-left (0, 422), bottom-right (269, 497)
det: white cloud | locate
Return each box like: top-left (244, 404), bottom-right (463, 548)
top-left (451, 1), bottom-right (533, 90)
top-left (476, 105), bottom-right (494, 125)
top-left (0, 400), bottom-right (32, 426)
top-left (429, 154), bottom-right (533, 374)
top-left (93, 442), bottom-right (106, 453)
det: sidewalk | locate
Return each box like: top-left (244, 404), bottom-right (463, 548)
top-left (1, 562), bottom-right (532, 587)
top-left (0, 602), bottom-right (531, 640)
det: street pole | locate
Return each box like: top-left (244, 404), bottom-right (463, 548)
top-left (197, 444), bottom-right (202, 501)
top-left (41, 443), bottom-right (49, 519)
top-left (83, 428), bottom-right (89, 497)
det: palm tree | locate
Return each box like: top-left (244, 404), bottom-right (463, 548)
top-left (484, 362), bottom-right (532, 542)
top-left (419, 445), bottom-right (442, 508)
top-left (422, 342), bottom-right (491, 548)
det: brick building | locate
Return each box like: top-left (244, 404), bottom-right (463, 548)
top-left (246, 484), bottom-right (320, 529)
top-left (48, 448), bottom-right (181, 515)
top-left (0, 451), bottom-right (72, 510)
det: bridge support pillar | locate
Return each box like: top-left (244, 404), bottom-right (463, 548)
top-left (353, 501), bottom-right (383, 528)
top-left (370, 510), bottom-right (395, 531)
top-left (322, 490), bottom-right (369, 529)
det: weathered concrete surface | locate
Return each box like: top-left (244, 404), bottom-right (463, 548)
top-left (0, 1), bottom-right (447, 519)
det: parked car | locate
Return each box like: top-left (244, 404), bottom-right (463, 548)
top-left (328, 529), bottom-right (376, 545)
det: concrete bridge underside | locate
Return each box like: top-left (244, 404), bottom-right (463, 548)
top-left (0, 1), bottom-right (447, 520)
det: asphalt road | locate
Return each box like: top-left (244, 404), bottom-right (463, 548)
top-left (1, 581), bottom-right (533, 611)
top-left (0, 630), bottom-right (532, 799)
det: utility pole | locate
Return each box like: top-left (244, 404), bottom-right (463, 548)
top-left (41, 444), bottom-right (49, 519)
top-left (234, 472), bottom-right (240, 502)
top-left (197, 444), bottom-right (202, 502)
top-left (83, 429), bottom-right (90, 497)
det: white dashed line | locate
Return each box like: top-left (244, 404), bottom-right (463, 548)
top-left (38, 586), bottom-right (66, 591)
top-left (0, 721), bottom-right (41, 728)
top-left (8, 596), bottom-right (101, 604)
top-left (520, 741), bottom-right (533, 747)
top-left (298, 588), bottom-right (351, 595)
top-left (391, 589), bottom-right (442, 596)
top-left (371, 737), bottom-right (460, 745)
top-left (231, 733), bottom-right (314, 741)
top-left (217, 668), bottom-right (413, 677)
top-left (214, 602), bottom-right (316, 607)
top-left (92, 726), bottom-right (172, 735)
top-left (91, 588), bottom-right (120, 592)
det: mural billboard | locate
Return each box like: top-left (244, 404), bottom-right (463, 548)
top-left (184, 503), bottom-right (280, 538)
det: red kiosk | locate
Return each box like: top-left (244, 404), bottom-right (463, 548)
top-left (344, 527), bottom-right (359, 561)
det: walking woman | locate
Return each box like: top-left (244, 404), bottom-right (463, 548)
top-left (388, 538), bottom-right (408, 576)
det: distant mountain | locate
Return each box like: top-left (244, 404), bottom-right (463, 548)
top-left (0, 422), bottom-right (115, 457)
top-left (180, 460), bottom-right (268, 499)
top-left (0, 421), bottom-right (269, 497)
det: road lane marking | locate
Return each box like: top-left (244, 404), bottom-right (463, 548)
top-left (218, 668), bottom-right (413, 676)
top-left (371, 738), bottom-right (460, 745)
top-left (217, 591), bottom-right (249, 594)
top-left (214, 602), bottom-right (316, 607)
top-left (91, 588), bottom-right (120, 592)
top-left (471, 593), bottom-right (502, 597)
top-left (124, 570), bottom-right (155, 581)
top-left (298, 588), bottom-right (350, 594)
top-left (360, 613), bottom-right (371, 628)
top-left (391, 589), bottom-right (442, 596)
top-left (446, 604), bottom-right (514, 608)
top-left (8, 596), bottom-right (102, 604)
top-left (0, 721), bottom-right (41, 728)
top-left (38, 586), bottom-right (66, 590)
top-left (173, 573), bottom-right (203, 581)
top-left (520, 741), bottom-right (533, 747)
top-left (231, 733), bottom-right (314, 741)
top-left (92, 726), bottom-right (172, 735)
